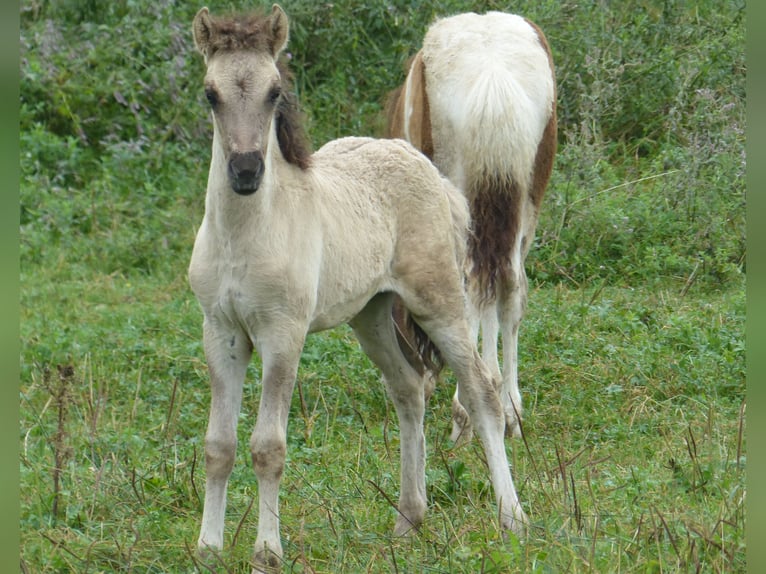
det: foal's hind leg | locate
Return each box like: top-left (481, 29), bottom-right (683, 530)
top-left (398, 280), bottom-right (527, 535)
top-left (350, 293), bottom-right (428, 535)
top-left (450, 298), bottom-right (502, 444)
top-left (417, 310), bottom-right (527, 535)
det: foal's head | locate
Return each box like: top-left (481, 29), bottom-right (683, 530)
top-left (193, 4), bottom-right (310, 195)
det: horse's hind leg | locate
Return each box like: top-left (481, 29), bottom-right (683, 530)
top-left (350, 293), bottom-right (428, 535)
top-left (497, 265), bottom-right (528, 439)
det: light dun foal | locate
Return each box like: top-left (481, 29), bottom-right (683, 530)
top-left (386, 12), bottom-right (557, 441)
top-left (188, 5), bottom-right (527, 572)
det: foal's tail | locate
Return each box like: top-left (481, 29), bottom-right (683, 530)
top-left (392, 299), bottom-right (444, 378)
top-left (392, 176), bottom-right (470, 381)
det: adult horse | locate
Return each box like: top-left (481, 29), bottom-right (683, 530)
top-left (188, 5), bottom-right (527, 572)
top-left (386, 11), bottom-right (557, 442)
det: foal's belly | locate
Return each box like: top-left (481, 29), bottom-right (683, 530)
top-left (308, 287), bottom-right (383, 333)
top-left (206, 263), bottom-right (386, 338)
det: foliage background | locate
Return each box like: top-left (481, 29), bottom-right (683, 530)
top-left (19, 0), bottom-right (746, 572)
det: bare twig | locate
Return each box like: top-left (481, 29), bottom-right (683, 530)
top-left (736, 400), bottom-right (745, 470)
top-left (680, 259), bottom-right (701, 297)
top-left (367, 479), bottom-right (420, 534)
top-left (654, 506), bottom-right (681, 562)
top-left (231, 495), bottom-right (256, 549)
top-left (47, 364), bottom-right (75, 521)
top-left (190, 445), bottom-right (201, 505)
top-left (570, 170), bottom-right (681, 206)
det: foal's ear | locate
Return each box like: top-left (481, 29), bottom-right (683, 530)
top-left (269, 4), bottom-right (289, 57)
top-left (192, 7), bottom-right (214, 58)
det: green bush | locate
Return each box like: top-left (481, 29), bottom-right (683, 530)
top-left (19, 0), bottom-right (745, 286)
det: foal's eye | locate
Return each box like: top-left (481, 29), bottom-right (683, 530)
top-left (204, 87), bottom-right (219, 109)
top-left (267, 86), bottom-right (282, 105)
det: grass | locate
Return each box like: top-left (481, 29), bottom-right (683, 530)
top-left (19, 261), bottom-right (745, 572)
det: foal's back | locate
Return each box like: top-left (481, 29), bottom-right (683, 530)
top-left (292, 136), bottom-right (469, 330)
top-left (310, 136), bottom-right (467, 246)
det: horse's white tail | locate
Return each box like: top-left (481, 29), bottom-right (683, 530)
top-left (461, 69), bottom-right (544, 196)
top-left (422, 13), bottom-right (555, 299)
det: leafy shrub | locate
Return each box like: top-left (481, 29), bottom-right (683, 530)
top-left (19, 0), bottom-right (745, 288)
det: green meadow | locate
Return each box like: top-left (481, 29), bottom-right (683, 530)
top-left (20, 1), bottom-right (745, 571)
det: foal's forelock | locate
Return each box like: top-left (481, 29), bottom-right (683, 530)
top-left (194, 6), bottom-right (312, 174)
top-left (194, 8), bottom-right (285, 59)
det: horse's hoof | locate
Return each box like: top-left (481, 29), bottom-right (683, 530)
top-left (504, 411), bottom-right (522, 438)
top-left (450, 398), bottom-right (473, 444)
top-left (252, 548), bottom-right (282, 574)
top-left (450, 419), bottom-right (474, 445)
top-left (501, 395), bottom-right (523, 438)
top-left (501, 506), bottom-right (529, 539)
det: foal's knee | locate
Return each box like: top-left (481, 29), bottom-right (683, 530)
top-left (250, 433), bottom-right (286, 480)
top-left (205, 433), bottom-right (237, 477)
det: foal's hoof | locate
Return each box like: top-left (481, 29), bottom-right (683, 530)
top-left (196, 545), bottom-right (223, 571)
top-left (394, 514), bottom-right (423, 537)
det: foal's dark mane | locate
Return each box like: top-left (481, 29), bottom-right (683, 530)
top-left (274, 59), bottom-right (312, 170)
top-left (206, 9), bottom-right (312, 170)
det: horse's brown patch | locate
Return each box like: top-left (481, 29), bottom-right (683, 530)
top-left (384, 53), bottom-right (434, 159)
top-left (530, 111), bottom-right (557, 212)
top-left (525, 18), bottom-right (558, 213)
top-left (405, 52), bottom-right (434, 159)
top-left (469, 175), bottom-right (522, 303)
top-left (384, 84), bottom-right (404, 138)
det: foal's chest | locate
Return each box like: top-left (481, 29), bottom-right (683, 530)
top-left (191, 232), bottom-right (317, 328)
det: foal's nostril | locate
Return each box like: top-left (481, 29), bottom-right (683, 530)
top-left (228, 151), bottom-right (265, 195)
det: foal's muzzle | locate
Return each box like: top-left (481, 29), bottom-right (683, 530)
top-left (228, 151), bottom-right (265, 195)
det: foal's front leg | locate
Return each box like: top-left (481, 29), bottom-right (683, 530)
top-left (198, 320), bottom-right (252, 552)
top-left (250, 338), bottom-right (304, 574)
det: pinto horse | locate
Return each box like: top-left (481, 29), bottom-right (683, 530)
top-left (386, 11), bottom-right (557, 442)
top-left (188, 5), bottom-right (527, 572)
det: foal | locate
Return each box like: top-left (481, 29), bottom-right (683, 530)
top-left (386, 12), bottom-right (557, 441)
top-left (188, 5), bottom-right (526, 572)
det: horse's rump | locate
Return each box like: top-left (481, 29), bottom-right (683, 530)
top-left (420, 12), bottom-right (555, 301)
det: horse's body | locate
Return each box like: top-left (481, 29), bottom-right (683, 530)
top-left (188, 5), bottom-right (526, 572)
top-left (386, 11), bottom-right (557, 441)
